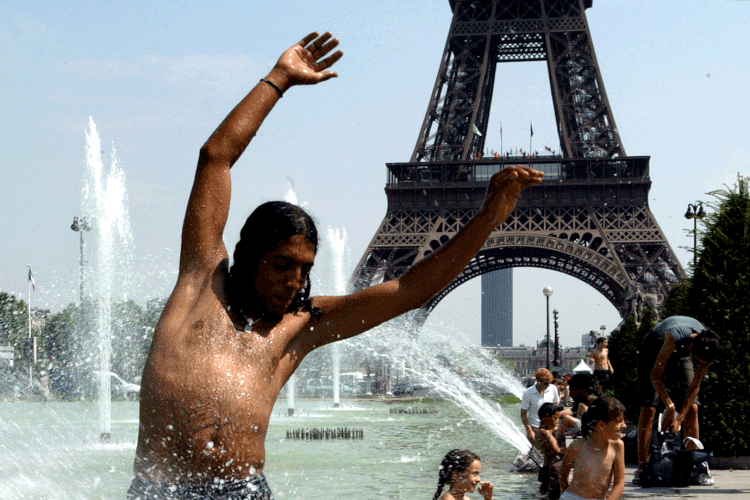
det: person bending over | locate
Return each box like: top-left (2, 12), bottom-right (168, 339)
top-left (632, 316), bottom-right (719, 486)
top-left (127, 31), bottom-right (544, 499)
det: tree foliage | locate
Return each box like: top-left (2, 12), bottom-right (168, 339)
top-left (688, 175), bottom-right (750, 457)
top-left (608, 311), bottom-right (656, 423)
top-left (0, 291), bottom-right (28, 359)
top-left (0, 291), bottom-right (163, 399)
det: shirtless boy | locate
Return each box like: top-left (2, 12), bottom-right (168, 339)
top-left (559, 396), bottom-right (626, 500)
top-left (589, 337), bottom-right (613, 388)
top-left (127, 32), bottom-right (544, 499)
top-left (536, 403), bottom-right (567, 499)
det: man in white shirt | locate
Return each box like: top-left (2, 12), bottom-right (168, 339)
top-left (520, 368), bottom-right (560, 442)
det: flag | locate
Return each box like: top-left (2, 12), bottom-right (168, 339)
top-left (530, 121), bottom-right (534, 137)
top-left (28, 266), bottom-right (35, 291)
top-left (545, 146), bottom-right (552, 152)
top-left (472, 123), bottom-right (482, 137)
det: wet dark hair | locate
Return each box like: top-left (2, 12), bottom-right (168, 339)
top-left (693, 328), bottom-right (720, 363)
top-left (538, 403), bottom-right (564, 421)
top-left (432, 449), bottom-right (480, 500)
top-left (228, 201), bottom-right (322, 320)
top-left (596, 337), bottom-right (607, 345)
top-left (580, 396), bottom-right (625, 438)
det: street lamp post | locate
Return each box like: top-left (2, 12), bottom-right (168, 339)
top-left (71, 216), bottom-right (92, 303)
top-left (553, 309), bottom-right (560, 368)
top-left (543, 286), bottom-right (553, 370)
top-left (684, 202), bottom-right (705, 271)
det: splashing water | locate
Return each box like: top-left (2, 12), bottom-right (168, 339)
top-left (310, 222), bottom-right (531, 455)
top-left (82, 117), bottom-right (134, 438)
top-left (325, 227), bottom-right (348, 407)
top-left (357, 320), bottom-right (532, 454)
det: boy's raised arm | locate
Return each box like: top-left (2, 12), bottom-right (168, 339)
top-left (179, 33), bottom-right (343, 274)
top-left (308, 166), bottom-right (544, 344)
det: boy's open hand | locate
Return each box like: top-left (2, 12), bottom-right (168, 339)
top-left (272, 31), bottom-right (343, 90)
top-left (484, 166), bottom-right (545, 227)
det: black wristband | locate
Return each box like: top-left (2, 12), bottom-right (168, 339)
top-left (260, 78), bottom-right (283, 98)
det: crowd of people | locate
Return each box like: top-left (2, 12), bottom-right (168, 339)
top-left (515, 315), bottom-right (720, 499)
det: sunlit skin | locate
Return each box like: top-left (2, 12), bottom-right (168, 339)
top-left (133, 31), bottom-right (543, 484)
top-left (590, 339), bottom-right (613, 374)
top-left (537, 411), bottom-right (566, 466)
top-left (560, 415), bottom-right (626, 500)
top-left (446, 460), bottom-right (493, 500)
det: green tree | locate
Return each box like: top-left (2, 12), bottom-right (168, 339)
top-left (608, 311), bottom-right (656, 423)
top-left (110, 299), bottom-right (147, 382)
top-left (0, 291), bottom-right (28, 363)
top-left (689, 175), bottom-right (750, 457)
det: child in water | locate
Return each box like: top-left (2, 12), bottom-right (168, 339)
top-left (431, 449), bottom-right (494, 500)
top-left (536, 403), bottom-right (567, 499)
top-left (559, 396), bottom-right (626, 500)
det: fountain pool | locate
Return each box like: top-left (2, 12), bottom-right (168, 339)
top-left (0, 399), bottom-right (539, 499)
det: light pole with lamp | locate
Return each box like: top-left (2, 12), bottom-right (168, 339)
top-left (71, 216), bottom-right (92, 303)
top-left (684, 202), bottom-right (705, 271)
top-left (543, 286), bottom-right (553, 370)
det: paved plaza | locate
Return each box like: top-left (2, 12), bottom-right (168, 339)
top-left (620, 465), bottom-right (750, 499)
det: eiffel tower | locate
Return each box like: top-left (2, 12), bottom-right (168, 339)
top-left (353, 0), bottom-right (686, 322)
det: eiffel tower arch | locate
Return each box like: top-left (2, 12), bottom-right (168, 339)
top-left (353, 0), bottom-right (686, 323)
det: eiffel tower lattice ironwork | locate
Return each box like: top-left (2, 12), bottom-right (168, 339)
top-left (352, 0), bottom-right (686, 323)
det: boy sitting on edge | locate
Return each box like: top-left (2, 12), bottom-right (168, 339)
top-left (559, 396), bottom-right (626, 500)
top-left (536, 403), bottom-right (567, 499)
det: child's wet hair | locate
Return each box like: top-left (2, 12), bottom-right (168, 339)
top-left (580, 396), bottom-right (625, 438)
top-left (431, 449), bottom-right (480, 500)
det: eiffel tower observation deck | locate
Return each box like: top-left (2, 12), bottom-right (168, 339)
top-left (353, 0), bottom-right (686, 322)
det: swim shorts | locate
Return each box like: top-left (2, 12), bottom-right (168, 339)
top-left (593, 369), bottom-right (611, 386)
top-left (126, 473), bottom-right (274, 500)
top-left (560, 491), bottom-right (604, 500)
top-left (637, 352), bottom-right (698, 409)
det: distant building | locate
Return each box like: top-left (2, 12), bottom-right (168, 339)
top-left (581, 330), bottom-right (598, 348)
top-left (494, 339), bottom-right (591, 376)
top-left (481, 269), bottom-right (512, 347)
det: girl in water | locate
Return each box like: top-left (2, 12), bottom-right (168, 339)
top-left (431, 449), bottom-right (494, 500)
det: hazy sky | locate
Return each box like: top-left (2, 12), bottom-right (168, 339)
top-left (2, 0), bottom-right (748, 349)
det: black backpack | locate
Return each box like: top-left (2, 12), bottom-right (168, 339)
top-left (644, 417), bottom-right (712, 487)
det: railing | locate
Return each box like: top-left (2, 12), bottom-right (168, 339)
top-left (386, 156), bottom-right (649, 186)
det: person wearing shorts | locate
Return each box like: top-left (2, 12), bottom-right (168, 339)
top-left (632, 316), bottom-right (719, 486)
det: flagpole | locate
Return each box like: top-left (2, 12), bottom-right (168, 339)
top-left (529, 121), bottom-right (533, 157)
top-left (500, 121), bottom-right (503, 159)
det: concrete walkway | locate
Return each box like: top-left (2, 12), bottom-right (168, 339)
top-left (620, 465), bottom-right (750, 499)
